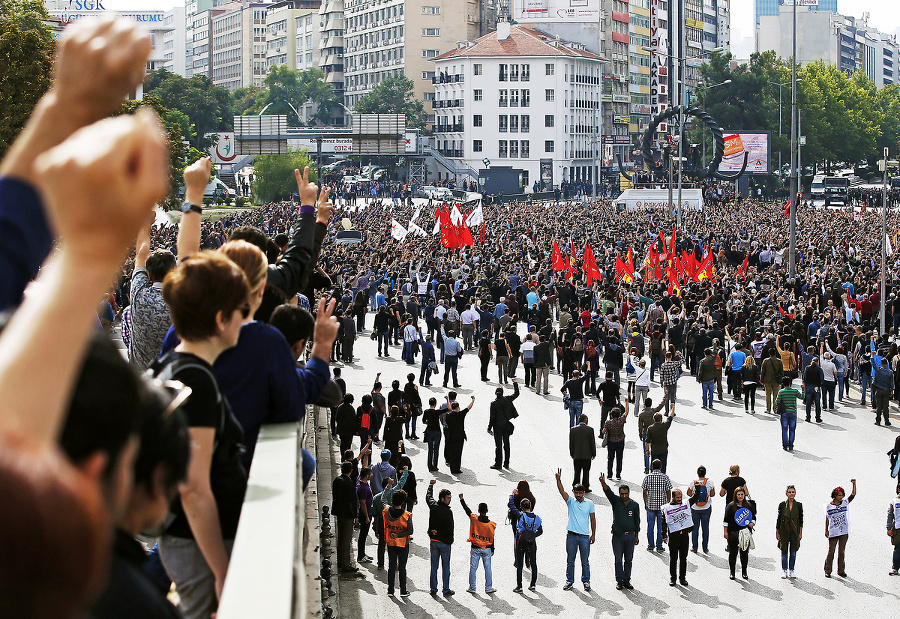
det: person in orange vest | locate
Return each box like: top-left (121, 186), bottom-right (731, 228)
top-left (459, 493), bottom-right (497, 594)
top-left (383, 489), bottom-right (413, 597)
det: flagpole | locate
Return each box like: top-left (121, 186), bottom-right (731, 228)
top-left (882, 147), bottom-right (889, 335)
top-left (788, 0), bottom-right (798, 279)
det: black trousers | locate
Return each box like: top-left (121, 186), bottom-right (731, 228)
top-left (668, 531), bottom-right (689, 580)
top-left (572, 458), bottom-right (591, 488)
top-left (727, 531), bottom-right (749, 575)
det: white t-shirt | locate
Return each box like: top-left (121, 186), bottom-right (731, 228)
top-left (825, 499), bottom-right (850, 538)
top-left (690, 478), bottom-right (715, 511)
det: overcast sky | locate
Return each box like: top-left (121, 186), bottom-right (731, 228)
top-left (104, 0), bottom-right (900, 61)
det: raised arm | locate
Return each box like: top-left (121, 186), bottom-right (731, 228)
top-left (176, 157), bottom-right (210, 260)
top-left (555, 468), bottom-right (569, 502)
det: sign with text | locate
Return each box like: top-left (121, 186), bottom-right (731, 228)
top-left (719, 132), bottom-right (770, 174)
top-left (513, 0), bottom-right (600, 23)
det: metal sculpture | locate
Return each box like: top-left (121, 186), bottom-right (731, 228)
top-left (617, 105), bottom-right (748, 182)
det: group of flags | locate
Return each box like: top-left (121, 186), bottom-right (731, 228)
top-left (390, 202), bottom-right (485, 247)
top-left (550, 229), bottom-right (717, 295)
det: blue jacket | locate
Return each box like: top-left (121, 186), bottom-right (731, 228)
top-left (0, 179), bottom-right (53, 311)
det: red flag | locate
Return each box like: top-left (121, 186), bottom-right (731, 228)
top-left (667, 262), bottom-right (682, 296)
top-left (783, 199), bottom-right (791, 216)
top-left (626, 247), bottom-right (636, 279)
top-left (584, 245), bottom-right (602, 286)
top-left (615, 253), bottom-right (628, 283)
top-left (736, 252), bottom-right (749, 278)
top-left (695, 252), bottom-right (715, 282)
top-left (670, 228), bottom-right (677, 261)
top-left (458, 224), bottom-right (474, 247)
top-left (570, 241), bottom-right (577, 259)
top-left (440, 207), bottom-right (458, 249)
top-left (479, 224), bottom-right (485, 244)
top-left (551, 240), bottom-right (566, 271)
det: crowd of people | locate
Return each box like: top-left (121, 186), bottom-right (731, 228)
top-left (5, 16), bottom-right (900, 619)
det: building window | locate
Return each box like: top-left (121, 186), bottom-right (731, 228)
top-left (474, 89), bottom-right (482, 101)
top-left (510, 64), bottom-right (519, 81)
top-left (499, 64), bottom-right (507, 81)
top-left (510, 115), bottom-right (519, 132)
top-left (422, 28), bottom-right (440, 36)
top-left (521, 115), bottom-right (530, 132)
top-left (522, 89), bottom-right (530, 107)
top-left (510, 140), bottom-right (519, 158)
top-left (473, 114), bottom-right (482, 127)
top-left (473, 139), bottom-right (483, 152)
top-left (545, 89), bottom-right (554, 101)
top-left (499, 140), bottom-right (508, 158)
top-left (510, 90), bottom-right (519, 107)
top-left (521, 64), bottom-right (530, 81)
top-left (474, 63), bottom-right (482, 75)
top-left (422, 49), bottom-right (439, 57)
top-left (521, 140), bottom-right (530, 157)
top-left (545, 114), bottom-right (554, 127)
top-left (423, 92), bottom-right (435, 100)
top-left (422, 6), bottom-right (440, 13)
top-left (522, 169), bottom-right (530, 186)
top-left (499, 89), bottom-right (508, 106)
top-left (545, 140), bottom-right (554, 152)
top-left (422, 71), bottom-right (435, 79)
top-left (499, 115), bottom-right (508, 132)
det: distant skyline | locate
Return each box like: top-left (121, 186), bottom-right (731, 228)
top-left (732, 0), bottom-right (900, 60)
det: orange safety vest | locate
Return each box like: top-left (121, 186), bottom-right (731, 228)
top-left (383, 506), bottom-right (411, 547)
top-left (467, 515), bottom-right (497, 548)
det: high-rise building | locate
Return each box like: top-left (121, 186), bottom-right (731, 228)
top-left (264, 1), bottom-right (319, 71)
top-left (757, 10), bottom-right (899, 87)
top-left (185, 0), bottom-right (216, 78)
top-left (163, 7), bottom-right (187, 76)
top-left (342, 0), bottom-right (494, 119)
top-left (755, 0), bottom-right (837, 25)
top-left (432, 24), bottom-right (604, 188)
top-left (316, 0), bottom-right (345, 110)
top-left (205, 2), bottom-right (271, 91)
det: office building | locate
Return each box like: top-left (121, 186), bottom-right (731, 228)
top-left (163, 7), bottom-right (187, 76)
top-left (755, 0), bottom-right (836, 26)
top-left (265, 1), bottom-right (319, 71)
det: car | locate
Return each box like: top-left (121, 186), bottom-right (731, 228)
top-left (335, 230), bottom-right (363, 245)
top-left (418, 185), bottom-right (453, 200)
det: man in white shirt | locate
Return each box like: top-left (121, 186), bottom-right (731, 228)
top-left (460, 304), bottom-right (480, 350)
top-left (820, 350), bottom-right (838, 411)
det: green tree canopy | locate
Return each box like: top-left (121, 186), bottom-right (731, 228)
top-left (144, 69), bottom-right (233, 149)
top-left (252, 148), bottom-right (316, 203)
top-left (232, 85), bottom-right (267, 116)
top-left (253, 66), bottom-right (339, 126)
top-left (354, 76), bottom-right (427, 129)
top-left (0, 0), bottom-right (54, 157)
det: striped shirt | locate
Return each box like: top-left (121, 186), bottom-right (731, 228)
top-left (774, 387), bottom-right (804, 413)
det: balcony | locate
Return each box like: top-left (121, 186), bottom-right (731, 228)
top-left (437, 148), bottom-right (464, 158)
top-left (433, 99), bottom-right (463, 109)
top-left (432, 73), bottom-right (464, 84)
top-left (434, 123), bottom-right (464, 133)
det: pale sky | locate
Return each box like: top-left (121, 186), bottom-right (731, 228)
top-left (731, 0), bottom-right (900, 60)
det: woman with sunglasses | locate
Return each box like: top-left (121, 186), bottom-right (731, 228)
top-left (775, 485), bottom-right (803, 579)
top-left (154, 251), bottom-right (250, 619)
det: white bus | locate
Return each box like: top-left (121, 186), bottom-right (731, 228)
top-left (811, 174), bottom-right (825, 199)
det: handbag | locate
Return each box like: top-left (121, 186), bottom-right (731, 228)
top-left (508, 421), bottom-right (515, 435)
top-left (601, 433), bottom-right (609, 448)
top-left (428, 361), bottom-right (439, 372)
top-left (626, 358), bottom-right (635, 373)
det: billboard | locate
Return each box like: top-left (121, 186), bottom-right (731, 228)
top-left (513, 0), bottom-right (600, 23)
top-left (206, 133), bottom-right (239, 164)
top-left (719, 132), bottom-right (770, 174)
top-left (649, 0), bottom-right (669, 137)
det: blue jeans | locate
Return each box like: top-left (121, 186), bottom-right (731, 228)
top-left (565, 532), bottom-right (591, 584)
top-left (377, 331), bottom-right (390, 356)
top-left (430, 541), bottom-right (452, 593)
top-left (611, 532), bottom-right (635, 583)
top-left (780, 530), bottom-right (797, 571)
top-left (702, 380), bottom-right (715, 407)
top-left (425, 430), bottom-right (441, 471)
top-left (691, 509), bottom-right (711, 551)
top-left (641, 434), bottom-right (651, 471)
top-left (781, 412), bottom-right (797, 449)
top-left (443, 357), bottom-right (459, 386)
top-left (805, 387), bottom-right (821, 420)
top-left (469, 547), bottom-right (493, 590)
top-left (835, 372), bottom-right (845, 401)
top-left (402, 341), bottom-right (415, 364)
top-left (861, 373), bottom-right (873, 405)
top-left (646, 509), bottom-right (663, 550)
top-left (568, 399), bottom-right (583, 427)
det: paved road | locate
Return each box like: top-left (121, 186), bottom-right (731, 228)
top-left (329, 321), bottom-right (900, 618)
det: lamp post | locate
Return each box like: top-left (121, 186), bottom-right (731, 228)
top-left (643, 45), bottom-right (724, 228)
top-left (697, 78), bottom-right (732, 168)
top-left (789, 0), bottom-right (798, 278)
top-left (767, 80), bottom-right (790, 180)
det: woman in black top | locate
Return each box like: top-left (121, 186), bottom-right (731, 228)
top-left (403, 374), bottom-right (422, 440)
top-left (383, 405), bottom-right (408, 467)
top-left (397, 455), bottom-right (418, 513)
top-left (723, 487), bottom-right (756, 580)
top-left (478, 329), bottom-right (493, 382)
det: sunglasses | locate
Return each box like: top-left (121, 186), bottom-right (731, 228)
top-left (238, 304), bottom-right (251, 319)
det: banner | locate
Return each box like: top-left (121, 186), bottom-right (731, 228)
top-left (390, 219), bottom-right (407, 241)
top-left (720, 132), bottom-right (770, 174)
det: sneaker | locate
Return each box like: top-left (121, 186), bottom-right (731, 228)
top-left (528, 585), bottom-right (537, 591)
top-left (616, 582), bottom-right (624, 590)
top-left (485, 588), bottom-right (497, 594)
top-left (489, 464), bottom-right (502, 470)
top-left (359, 555), bottom-right (373, 563)
top-left (466, 588), bottom-right (477, 594)
top-left (388, 590), bottom-right (395, 596)
top-left (789, 570), bottom-right (795, 578)
top-left (669, 579), bottom-right (677, 587)
top-left (782, 571), bottom-right (789, 579)
top-left (513, 586), bottom-right (523, 593)
top-left (430, 590), bottom-right (438, 595)
top-left (889, 569), bottom-right (899, 576)
top-left (838, 572), bottom-right (847, 578)
top-left (583, 582), bottom-right (591, 591)
top-left (679, 579), bottom-right (689, 587)
top-left (444, 589), bottom-right (455, 596)
top-left (562, 582), bottom-right (574, 591)
top-left (825, 573), bottom-right (832, 578)
top-left (400, 590), bottom-right (411, 597)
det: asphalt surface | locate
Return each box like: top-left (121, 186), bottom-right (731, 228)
top-left (329, 320), bottom-right (900, 618)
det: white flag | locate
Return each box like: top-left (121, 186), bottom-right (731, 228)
top-left (432, 218), bottom-right (441, 235)
top-left (451, 204), bottom-right (463, 226)
top-left (390, 219), bottom-right (408, 241)
top-left (465, 202), bottom-right (484, 227)
top-left (408, 220), bottom-right (428, 237)
top-left (410, 207), bottom-right (421, 224)
top-left (888, 233), bottom-right (894, 257)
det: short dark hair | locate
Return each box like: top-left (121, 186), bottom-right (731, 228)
top-left (439, 489), bottom-right (452, 500)
top-left (228, 225), bottom-right (268, 255)
top-left (145, 249), bottom-right (176, 283)
top-left (341, 461), bottom-right (354, 475)
top-left (132, 384), bottom-right (190, 492)
top-left (269, 304), bottom-right (315, 346)
top-left (392, 489), bottom-right (408, 506)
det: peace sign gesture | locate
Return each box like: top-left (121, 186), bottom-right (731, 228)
top-left (294, 166), bottom-right (318, 205)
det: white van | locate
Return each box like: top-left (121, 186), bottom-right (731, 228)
top-left (810, 174), bottom-right (825, 199)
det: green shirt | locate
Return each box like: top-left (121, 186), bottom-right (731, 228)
top-left (603, 486), bottom-right (641, 535)
top-left (774, 387), bottom-right (805, 413)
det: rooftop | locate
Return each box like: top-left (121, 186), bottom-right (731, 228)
top-left (433, 24), bottom-right (602, 61)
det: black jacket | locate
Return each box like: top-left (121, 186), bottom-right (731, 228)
top-left (426, 483), bottom-right (455, 544)
top-left (266, 214), bottom-right (320, 298)
top-left (488, 382), bottom-right (520, 432)
top-left (335, 403), bottom-right (359, 435)
top-left (332, 474), bottom-right (359, 518)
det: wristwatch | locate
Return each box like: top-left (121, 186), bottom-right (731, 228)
top-left (181, 201), bottom-right (203, 215)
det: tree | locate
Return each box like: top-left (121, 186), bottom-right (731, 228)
top-left (144, 69), bottom-right (233, 149)
top-left (252, 148), bottom-right (316, 203)
top-left (257, 66), bottom-right (339, 126)
top-left (232, 85), bottom-right (267, 116)
top-left (354, 76), bottom-right (427, 129)
top-left (0, 0), bottom-right (54, 157)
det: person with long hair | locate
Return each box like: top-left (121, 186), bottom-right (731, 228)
top-left (741, 355), bottom-right (760, 413)
top-left (775, 485), bottom-right (803, 579)
top-left (723, 487), bottom-right (756, 580)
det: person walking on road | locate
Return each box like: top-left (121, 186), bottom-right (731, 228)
top-left (602, 402), bottom-right (628, 480)
top-left (555, 468), bottom-right (596, 591)
top-left (445, 396), bottom-right (475, 474)
top-left (659, 351), bottom-right (681, 415)
top-left (598, 473), bottom-right (640, 591)
top-left (887, 481), bottom-right (900, 575)
top-left (561, 370), bottom-right (589, 428)
top-left (662, 488), bottom-right (693, 587)
top-left (383, 489), bottom-right (412, 597)
top-left (332, 461), bottom-right (362, 576)
top-left (825, 479), bottom-right (857, 578)
top-left (645, 410), bottom-right (676, 473)
top-left (723, 487), bottom-right (756, 580)
top-left (776, 485), bottom-right (803, 579)
top-left (760, 347), bottom-right (783, 414)
top-left (686, 466), bottom-right (714, 554)
top-left (569, 413), bottom-right (596, 491)
top-left (508, 493), bottom-right (543, 592)
top-left (697, 348), bottom-right (718, 410)
top-left (774, 378), bottom-right (804, 451)
top-left (426, 480), bottom-right (455, 595)
top-left (459, 493), bottom-right (497, 594)
top-left (488, 380), bottom-right (519, 470)
top-left (440, 327), bottom-right (463, 388)
top-left (874, 358), bottom-right (894, 426)
top-left (421, 398), bottom-right (441, 472)
top-left (642, 459), bottom-right (673, 552)
top-left (597, 371), bottom-right (621, 429)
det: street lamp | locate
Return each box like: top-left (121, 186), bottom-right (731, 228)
top-left (767, 80), bottom-right (790, 179)
top-left (696, 78), bottom-right (732, 168)
top-left (641, 46), bottom-right (724, 228)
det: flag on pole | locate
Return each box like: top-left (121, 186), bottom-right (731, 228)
top-left (464, 202), bottom-right (484, 227)
top-left (432, 207), bottom-right (441, 235)
top-left (615, 253), bottom-right (633, 283)
top-left (695, 251), bottom-right (716, 281)
top-left (584, 245), bottom-right (602, 285)
top-left (410, 207), bottom-right (421, 224)
top-left (887, 233), bottom-right (894, 257)
top-left (551, 240), bottom-right (567, 271)
top-left (479, 224), bottom-right (486, 244)
top-left (408, 220), bottom-right (427, 237)
top-left (390, 219), bottom-right (408, 241)
top-left (451, 203), bottom-right (463, 226)
top-left (783, 199), bottom-right (791, 216)
top-left (736, 252), bottom-right (749, 278)
top-left (458, 224), bottom-right (475, 247)
top-left (626, 247), bottom-right (636, 278)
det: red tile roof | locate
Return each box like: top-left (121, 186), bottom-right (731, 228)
top-left (433, 24), bottom-right (602, 61)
